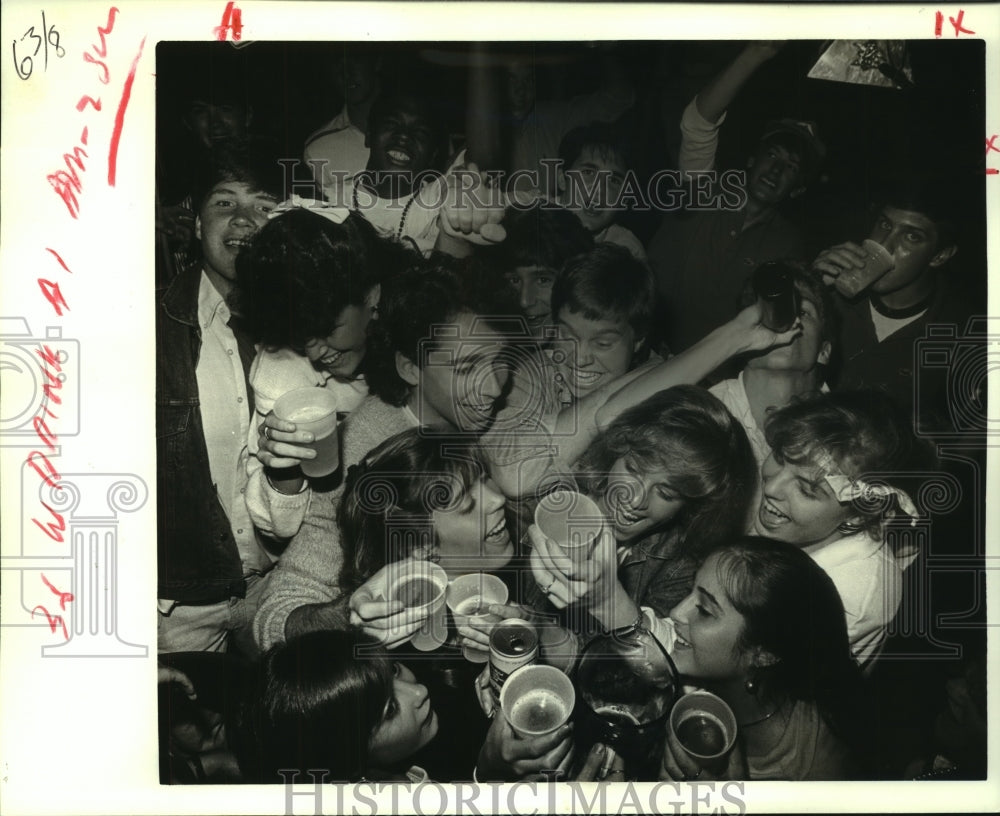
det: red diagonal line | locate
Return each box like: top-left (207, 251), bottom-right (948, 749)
top-left (45, 248), bottom-right (72, 273)
top-left (108, 36), bottom-right (146, 187)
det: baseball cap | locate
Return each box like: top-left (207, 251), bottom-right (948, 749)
top-left (759, 119), bottom-right (826, 178)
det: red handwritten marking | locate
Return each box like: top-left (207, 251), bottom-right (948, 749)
top-left (32, 606), bottom-right (69, 640)
top-left (93, 6), bottom-right (118, 57)
top-left (934, 11), bottom-right (943, 37)
top-left (76, 95), bottom-right (102, 112)
top-left (108, 37), bottom-right (145, 187)
top-left (38, 280), bottom-right (70, 315)
top-left (41, 574), bottom-right (74, 609)
top-left (214, 2), bottom-right (244, 41)
top-left (83, 50), bottom-right (110, 84)
top-left (47, 145), bottom-right (88, 219)
top-left (987, 136), bottom-right (999, 155)
top-left (26, 451), bottom-right (61, 490)
top-left (949, 10), bottom-right (974, 36)
top-left (987, 169), bottom-right (999, 175)
top-left (45, 248), bottom-right (73, 274)
top-left (33, 501), bottom-right (66, 542)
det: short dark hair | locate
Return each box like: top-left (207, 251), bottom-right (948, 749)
top-left (191, 137), bottom-right (286, 214)
top-left (871, 175), bottom-right (962, 249)
top-left (338, 428), bottom-right (489, 592)
top-left (485, 201), bottom-right (593, 274)
top-left (551, 244), bottom-right (656, 341)
top-left (366, 92), bottom-right (447, 171)
top-left (364, 255), bottom-right (519, 406)
top-left (232, 209), bottom-right (418, 351)
top-left (558, 121), bottom-right (633, 174)
top-left (238, 630), bottom-right (395, 782)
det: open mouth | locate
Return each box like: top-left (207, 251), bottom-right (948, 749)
top-left (758, 498), bottom-right (790, 527)
top-left (569, 368), bottom-right (602, 389)
top-left (386, 148), bottom-right (412, 165)
top-left (673, 628), bottom-right (692, 649)
top-left (320, 350), bottom-right (345, 368)
top-left (613, 500), bottom-right (644, 527)
top-left (484, 515), bottom-right (507, 541)
top-left (223, 237), bottom-right (253, 250)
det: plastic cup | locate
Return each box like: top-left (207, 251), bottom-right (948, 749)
top-left (388, 561), bottom-right (449, 651)
top-left (272, 387), bottom-right (340, 478)
top-left (446, 573), bottom-right (509, 663)
top-left (668, 690), bottom-right (738, 765)
top-left (534, 490), bottom-right (605, 569)
top-left (500, 664), bottom-right (576, 738)
top-left (834, 239), bottom-right (895, 298)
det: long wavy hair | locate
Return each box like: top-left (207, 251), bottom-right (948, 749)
top-left (337, 428), bottom-right (489, 593)
top-left (577, 385), bottom-right (757, 556)
top-left (709, 535), bottom-right (874, 773)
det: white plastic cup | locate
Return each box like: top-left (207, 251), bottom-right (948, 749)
top-left (272, 387), bottom-right (340, 478)
top-left (446, 573), bottom-right (509, 663)
top-left (668, 690), bottom-right (738, 764)
top-left (500, 664), bottom-right (576, 738)
top-left (534, 490), bottom-right (605, 568)
top-left (834, 239), bottom-right (895, 298)
top-left (388, 561), bottom-right (449, 651)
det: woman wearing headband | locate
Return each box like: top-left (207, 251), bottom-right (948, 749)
top-left (753, 389), bottom-right (936, 669)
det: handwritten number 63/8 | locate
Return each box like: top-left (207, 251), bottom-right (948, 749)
top-left (12, 11), bottom-right (65, 81)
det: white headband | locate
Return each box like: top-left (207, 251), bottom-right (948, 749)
top-left (813, 448), bottom-right (919, 526)
top-left (267, 194), bottom-right (349, 225)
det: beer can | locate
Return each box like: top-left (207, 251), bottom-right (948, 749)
top-left (489, 618), bottom-right (538, 704)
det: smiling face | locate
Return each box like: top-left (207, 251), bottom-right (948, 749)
top-left (600, 454), bottom-right (686, 544)
top-left (562, 146), bottom-right (628, 235)
top-left (367, 661), bottom-right (438, 768)
top-left (303, 302), bottom-right (375, 380)
top-left (196, 180), bottom-right (278, 296)
top-left (431, 476), bottom-right (513, 575)
top-left (185, 100), bottom-right (248, 149)
top-left (866, 206), bottom-right (954, 299)
top-left (504, 265), bottom-right (556, 332)
top-left (746, 141), bottom-right (805, 207)
top-left (752, 451), bottom-right (854, 546)
top-left (366, 98), bottom-right (439, 183)
top-left (408, 312), bottom-right (510, 432)
top-left (669, 552), bottom-right (754, 682)
top-left (555, 308), bottom-right (637, 399)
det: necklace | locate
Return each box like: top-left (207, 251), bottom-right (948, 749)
top-left (739, 701), bottom-right (786, 728)
top-left (352, 178), bottom-right (419, 240)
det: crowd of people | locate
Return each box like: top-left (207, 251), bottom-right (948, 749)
top-left (156, 40), bottom-right (988, 785)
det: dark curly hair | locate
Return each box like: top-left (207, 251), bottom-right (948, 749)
top-left (235, 629), bottom-right (396, 783)
top-left (577, 385), bottom-right (757, 555)
top-left (231, 209), bottom-right (418, 352)
top-left (364, 254), bottom-right (520, 407)
top-left (482, 200), bottom-right (593, 274)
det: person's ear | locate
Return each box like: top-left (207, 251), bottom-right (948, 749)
top-left (556, 165), bottom-right (567, 195)
top-left (194, 216), bottom-right (202, 242)
top-left (364, 283), bottom-right (382, 313)
top-left (929, 243), bottom-right (958, 268)
top-left (632, 334), bottom-right (647, 356)
top-left (395, 352), bottom-right (420, 386)
top-left (816, 340), bottom-right (832, 366)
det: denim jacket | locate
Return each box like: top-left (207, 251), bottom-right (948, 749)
top-left (156, 266), bottom-right (255, 603)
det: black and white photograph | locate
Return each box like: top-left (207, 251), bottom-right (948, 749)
top-left (1, 3), bottom-right (997, 815)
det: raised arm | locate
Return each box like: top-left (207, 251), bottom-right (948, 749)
top-left (695, 41), bottom-right (783, 125)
